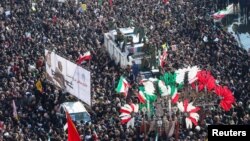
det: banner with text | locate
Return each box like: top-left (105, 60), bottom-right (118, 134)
top-left (45, 49), bottom-right (91, 105)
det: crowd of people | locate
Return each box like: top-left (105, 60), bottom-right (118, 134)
top-left (0, 0), bottom-right (249, 141)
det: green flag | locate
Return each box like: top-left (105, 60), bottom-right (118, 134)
top-left (139, 86), bottom-right (157, 102)
top-left (98, 0), bottom-right (103, 6)
top-left (139, 86), bottom-right (157, 116)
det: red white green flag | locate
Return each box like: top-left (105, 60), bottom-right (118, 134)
top-left (116, 76), bottom-right (130, 97)
top-left (213, 4), bottom-right (234, 20)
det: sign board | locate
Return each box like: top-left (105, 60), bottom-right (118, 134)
top-left (45, 49), bottom-right (91, 105)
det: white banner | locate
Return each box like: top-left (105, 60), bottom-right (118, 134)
top-left (45, 49), bottom-right (91, 105)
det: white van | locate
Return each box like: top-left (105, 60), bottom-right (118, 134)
top-left (58, 101), bottom-right (91, 124)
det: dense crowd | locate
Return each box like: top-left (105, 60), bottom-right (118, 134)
top-left (0, 0), bottom-right (249, 141)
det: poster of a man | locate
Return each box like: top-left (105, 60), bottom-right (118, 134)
top-left (53, 61), bottom-right (66, 89)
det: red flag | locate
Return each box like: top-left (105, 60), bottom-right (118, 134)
top-left (163, 0), bottom-right (169, 4)
top-left (92, 130), bottom-right (98, 141)
top-left (52, 16), bottom-right (57, 25)
top-left (66, 112), bottom-right (81, 141)
top-left (159, 49), bottom-right (168, 68)
top-left (109, 0), bottom-right (113, 7)
top-left (76, 51), bottom-right (91, 65)
top-left (0, 121), bottom-right (4, 131)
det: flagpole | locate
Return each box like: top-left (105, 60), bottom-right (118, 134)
top-left (204, 85), bottom-right (207, 109)
top-left (168, 97), bottom-right (172, 140)
top-left (88, 58), bottom-right (91, 70)
top-left (88, 58), bottom-right (92, 107)
top-left (168, 97), bottom-right (172, 120)
top-left (147, 100), bottom-right (150, 119)
top-left (143, 111), bottom-right (147, 140)
top-left (77, 66), bottom-right (80, 101)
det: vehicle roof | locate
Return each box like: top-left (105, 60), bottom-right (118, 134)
top-left (61, 101), bottom-right (87, 114)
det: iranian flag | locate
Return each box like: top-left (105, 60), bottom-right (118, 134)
top-left (137, 91), bottom-right (147, 104)
top-left (157, 80), bottom-right (179, 103)
top-left (116, 76), bottom-right (130, 97)
top-left (76, 51), bottom-right (91, 65)
top-left (213, 4), bottom-right (234, 20)
top-left (137, 89), bottom-right (157, 104)
top-left (138, 86), bottom-right (157, 115)
top-left (119, 103), bottom-right (139, 128)
top-left (158, 80), bottom-right (169, 97)
top-left (168, 85), bottom-right (179, 103)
